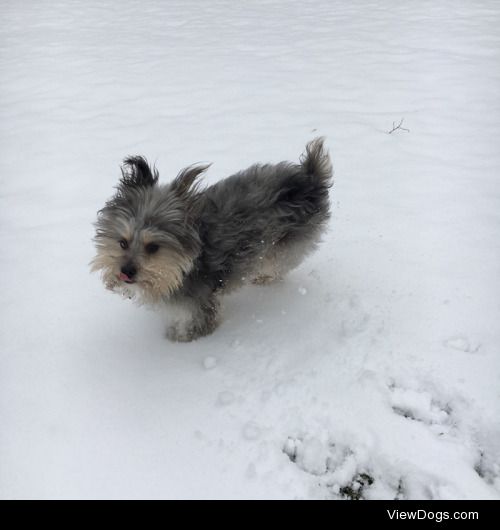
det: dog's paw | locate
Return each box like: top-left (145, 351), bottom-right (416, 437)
top-left (251, 274), bottom-right (281, 286)
top-left (166, 323), bottom-right (195, 342)
top-left (166, 319), bottom-right (219, 342)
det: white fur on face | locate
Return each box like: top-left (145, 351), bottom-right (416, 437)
top-left (132, 251), bottom-right (194, 304)
top-left (90, 241), bottom-right (194, 305)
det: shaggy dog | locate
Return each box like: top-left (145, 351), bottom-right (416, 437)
top-left (91, 138), bottom-right (332, 341)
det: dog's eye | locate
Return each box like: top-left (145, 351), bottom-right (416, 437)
top-left (119, 239), bottom-right (128, 250)
top-left (145, 243), bottom-right (159, 254)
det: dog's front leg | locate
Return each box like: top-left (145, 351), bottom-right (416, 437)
top-left (165, 293), bottom-right (220, 342)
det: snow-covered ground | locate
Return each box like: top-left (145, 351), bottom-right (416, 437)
top-left (1, 0), bottom-right (499, 499)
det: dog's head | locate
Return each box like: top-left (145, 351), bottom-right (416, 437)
top-left (91, 157), bottom-right (207, 303)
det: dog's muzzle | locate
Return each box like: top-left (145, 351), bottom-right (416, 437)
top-left (120, 263), bottom-right (137, 283)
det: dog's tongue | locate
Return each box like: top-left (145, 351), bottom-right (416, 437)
top-left (119, 272), bottom-right (131, 282)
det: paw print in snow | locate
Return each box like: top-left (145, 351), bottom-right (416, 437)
top-left (389, 384), bottom-right (454, 436)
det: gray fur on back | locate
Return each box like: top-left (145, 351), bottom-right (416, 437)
top-left (190, 137), bottom-right (332, 293)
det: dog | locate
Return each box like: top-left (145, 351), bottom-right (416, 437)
top-left (91, 137), bottom-right (332, 342)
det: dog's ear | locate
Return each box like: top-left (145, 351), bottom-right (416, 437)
top-left (171, 163), bottom-right (210, 198)
top-left (119, 156), bottom-right (159, 190)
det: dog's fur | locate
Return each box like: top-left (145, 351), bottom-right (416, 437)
top-left (91, 137), bottom-right (333, 341)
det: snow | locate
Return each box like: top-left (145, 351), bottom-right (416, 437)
top-left (203, 356), bottom-right (218, 370)
top-left (1, 0), bottom-right (500, 499)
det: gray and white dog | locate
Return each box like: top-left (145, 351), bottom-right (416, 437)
top-left (91, 137), bottom-right (333, 341)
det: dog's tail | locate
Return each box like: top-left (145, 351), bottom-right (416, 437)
top-left (300, 137), bottom-right (333, 189)
top-left (274, 137), bottom-right (332, 229)
top-left (270, 137), bottom-right (332, 247)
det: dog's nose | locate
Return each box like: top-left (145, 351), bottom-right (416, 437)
top-left (121, 263), bottom-right (137, 279)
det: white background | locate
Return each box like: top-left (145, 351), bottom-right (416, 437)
top-left (1, 0), bottom-right (499, 499)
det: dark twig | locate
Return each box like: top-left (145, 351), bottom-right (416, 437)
top-left (387, 118), bottom-right (409, 134)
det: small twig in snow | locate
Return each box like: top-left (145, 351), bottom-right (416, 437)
top-left (387, 118), bottom-right (409, 134)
